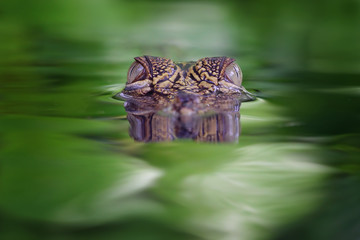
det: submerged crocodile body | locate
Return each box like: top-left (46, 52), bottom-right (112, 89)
top-left (115, 56), bottom-right (255, 142)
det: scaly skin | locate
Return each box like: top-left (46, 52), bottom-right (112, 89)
top-left (122, 56), bottom-right (247, 96)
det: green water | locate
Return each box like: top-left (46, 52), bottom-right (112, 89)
top-left (0, 1), bottom-right (359, 240)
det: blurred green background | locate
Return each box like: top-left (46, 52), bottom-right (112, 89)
top-left (0, 0), bottom-right (359, 240)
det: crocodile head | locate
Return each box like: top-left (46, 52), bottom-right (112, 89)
top-left (122, 55), bottom-right (246, 96)
top-left (113, 56), bottom-right (256, 142)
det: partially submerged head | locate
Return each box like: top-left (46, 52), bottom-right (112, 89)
top-left (122, 56), bottom-right (243, 96)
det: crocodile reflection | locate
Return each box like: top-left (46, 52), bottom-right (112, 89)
top-left (121, 93), bottom-right (242, 142)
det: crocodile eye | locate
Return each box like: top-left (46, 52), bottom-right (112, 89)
top-left (225, 62), bottom-right (242, 86)
top-left (127, 61), bottom-right (146, 84)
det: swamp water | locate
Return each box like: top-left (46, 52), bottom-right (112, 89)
top-left (0, 1), bottom-right (359, 240)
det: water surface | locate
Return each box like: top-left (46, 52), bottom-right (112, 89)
top-left (0, 1), bottom-right (359, 240)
